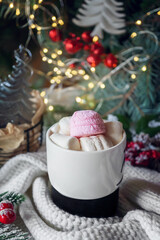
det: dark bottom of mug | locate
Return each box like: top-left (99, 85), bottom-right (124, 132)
top-left (52, 187), bottom-right (119, 218)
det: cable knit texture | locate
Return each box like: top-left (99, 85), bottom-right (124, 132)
top-left (0, 152), bottom-right (160, 240)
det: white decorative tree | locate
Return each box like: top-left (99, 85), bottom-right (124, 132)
top-left (73, 0), bottom-right (126, 38)
top-left (0, 45), bottom-right (35, 128)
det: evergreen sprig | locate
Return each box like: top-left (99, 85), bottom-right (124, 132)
top-left (0, 192), bottom-right (25, 205)
top-left (0, 223), bottom-right (30, 240)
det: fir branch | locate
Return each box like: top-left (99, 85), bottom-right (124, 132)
top-left (102, 82), bottom-right (137, 117)
top-left (129, 96), bottom-right (145, 117)
top-left (0, 192), bottom-right (8, 199)
top-left (0, 192), bottom-right (25, 205)
top-left (0, 223), bottom-right (31, 240)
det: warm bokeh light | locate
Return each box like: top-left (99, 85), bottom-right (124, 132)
top-left (131, 74), bottom-right (136, 79)
top-left (131, 32), bottom-right (137, 38)
top-left (141, 65), bottom-right (147, 72)
top-left (135, 20), bottom-right (142, 25)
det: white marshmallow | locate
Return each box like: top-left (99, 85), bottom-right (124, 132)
top-left (50, 123), bottom-right (60, 133)
top-left (80, 137), bottom-right (97, 151)
top-left (97, 135), bottom-right (113, 149)
top-left (59, 117), bottom-right (71, 136)
top-left (104, 121), bottom-right (123, 145)
top-left (50, 133), bottom-right (80, 151)
top-left (80, 135), bottom-right (113, 152)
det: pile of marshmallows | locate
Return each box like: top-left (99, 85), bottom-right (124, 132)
top-left (50, 110), bottom-right (123, 151)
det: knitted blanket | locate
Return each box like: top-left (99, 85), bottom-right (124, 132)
top-left (0, 152), bottom-right (160, 240)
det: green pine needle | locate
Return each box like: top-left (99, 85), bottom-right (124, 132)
top-left (0, 192), bottom-right (25, 205)
top-left (0, 223), bottom-right (30, 240)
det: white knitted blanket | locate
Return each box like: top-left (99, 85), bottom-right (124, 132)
top-left (0, 152), bottom-right (160, 240)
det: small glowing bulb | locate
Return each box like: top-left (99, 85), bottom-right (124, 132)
top-left (0, 0), bottom-right (2, 3)
top-left (42, 56), bottom-right (47, 61)
top-left (67, 68), bottom-right (71, 73)
top-left (58, 19), bottom-right (64, 25)
top-left (43, 48), bottom-right (48, 53)
top-left (52, 16), bottom-right (56, 21)
top-left (78, 69), bottom-right (85, 75)
top-left (76, 97), bottom-right (82, 103)
top-left (57, 60), bottom-right (64, 67)
top-left (29, 14), bottom-right (34, 20)
top-left (90, 67), bottom-right (95, 72)
top-left (53, 67), bottom-right (58, 72)
top-left (52, 22), bottom-right (57, 27)
top-left (72, 70), bottom-right (78, 75)
top-left (57, 70), bottom-right (61, 75)
top-left (146, 12), bottom-right (150, 16)
top-left (135, 20), bottom-right (142, 25)
top-left (50, 78), bottom-right (55, 84)
top-left (48, 59), bottom-right (53, 64)
top-left (51, 53), bottom-right (57, 59)
top-left (48, 105), bottom-right (54, 111)
top-left (9, 2), bottom-right (14, 8)
top-left (37, 26), bottom-right (41, 31)
top-left (134, 56), bottom-right (139, 62)
top-left (88, 82), bottom-right (95, 89)
top-left (100, 83), bottom-right (105, 89)
top-left (16, 8), bottom-right (20, 16)
top-left (31, 24), bottom-right (36, 29)
top-left (38, 0), bottom-right (43, 3)
top-left (44, 98), bottom-right (48, 104)
top-left (57, 50), bottom-right (62, 55)
top-left (65, 70), bottom-right (71, 76)
top-left (157, 11), bottom-right (160, 15)
top-left (131, 32), bottom-right (137, 38)
top-left (40, 91), bottom-right (46, 97)
top-left (92, 36), bottom-right (99, 42)
top-left (68, 74), bottom-right (73, 78)
top-left (56, 79), bottom-right (61, 84)
top-left (131, 74), bottom-right (136, 79)
top-left (141, 65), bottom-right (147, 72)
top-left (33, 4), bottom-right (39, 10)
top-left (83, 74), bottom-right (90, 80)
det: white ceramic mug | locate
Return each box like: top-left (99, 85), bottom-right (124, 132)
top-left (47, 127), bottom-right (126, 200)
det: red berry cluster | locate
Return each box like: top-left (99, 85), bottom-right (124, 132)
top-left (49, 29), bottom-right (118, 68)
top-left (125, 141), bottom-right (160, 168)
top-left (0, 201), bottom-right (16, 224)
top-left (63, 33), bottom-right (83, 54)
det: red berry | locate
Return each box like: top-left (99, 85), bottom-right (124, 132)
top-left (64, 39), bottom-right (83, 54)
top-left (69, 63), bottom-right (76, 69)
top-left (0, 209), bottom-right (16, 224)
top-left (81, 31), bottom-right (92, 43)
top-left (49, 29), bottom-right (62, 42)
top-left (90, 42), bottom-right (104, 56)
top-left (0, 202), bottom-right (14, 211)
top-left (104, 53), bottom-right (118, 68)
top-left (69, 33), bottom-right (76, 38)
top-left (87, 54), bottom-right (101, 67)
top-left (0, 201), bottom-right (16, 224)
top-left (83, 44), bottom-right (90, 51)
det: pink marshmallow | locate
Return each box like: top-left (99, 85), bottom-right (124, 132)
top-left (70, 110), bottom-right (106, 137)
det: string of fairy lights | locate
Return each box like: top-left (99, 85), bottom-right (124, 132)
top-left (1, 0), bottom-right (160, 114)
